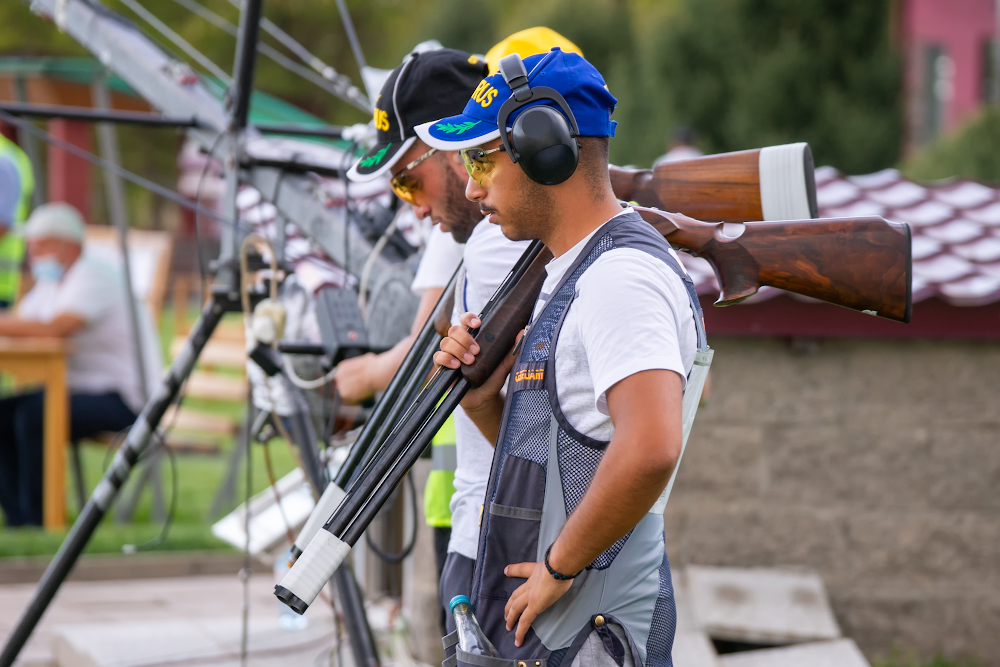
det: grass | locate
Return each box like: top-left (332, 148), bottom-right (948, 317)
top-left (0, 307), bottom-right (301, 559)
top-left (873, 651), bottom-right (980, 667)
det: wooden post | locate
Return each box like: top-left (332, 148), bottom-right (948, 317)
top-left (47, 119), bottom-right (91, 214)
top-left (43, 352), bottom-right (68, 529)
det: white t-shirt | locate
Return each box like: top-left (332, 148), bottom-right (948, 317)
top-left (18, 251), bottom-right (162, 413)
top-left (411, 224), bottom-right (464, 294)
top-left (531, 209), bottom-right (697, 441)
top-left (448, 218), bottom-right (531, 560)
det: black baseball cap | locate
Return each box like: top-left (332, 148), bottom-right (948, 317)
top-left (347, 49), bottom-right (489, 182)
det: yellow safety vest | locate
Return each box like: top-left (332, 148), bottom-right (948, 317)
top-left (0, 136), bottom-right (34, 306)
top-left (423, 414), bottom-right (456, 528)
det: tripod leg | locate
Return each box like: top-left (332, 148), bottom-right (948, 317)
top-left (0, 297), bottom-right (228, 667)
top-left (280, 380), bottom-right (381, 667)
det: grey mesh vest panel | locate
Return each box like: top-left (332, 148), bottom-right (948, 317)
top-left (471, 211), bottom-right (701, 666)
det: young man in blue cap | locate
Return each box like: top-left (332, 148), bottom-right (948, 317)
top-left (431, 48), bottom-right (703, 666)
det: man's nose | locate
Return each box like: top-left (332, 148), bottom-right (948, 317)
top-left (465, 176), bottom-right (485, 202)
top-left (412, 201), bottom-right (432, 219)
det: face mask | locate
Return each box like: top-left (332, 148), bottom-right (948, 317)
top-left (31, 256), bottom-right (65, 283)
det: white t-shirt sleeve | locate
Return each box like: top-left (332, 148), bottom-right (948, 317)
top-left (52, 259), bottom-right (119, 324)
top-left (411, 225), bottom-right (464, 294)
top-left (575, 249), bottom-right (693, 414)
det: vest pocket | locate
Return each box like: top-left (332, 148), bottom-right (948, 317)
top-left (479, 454), bottom-right (545, 601)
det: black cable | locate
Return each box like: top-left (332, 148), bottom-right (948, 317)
top-left (363, 472), bottom-right (418, 564)
top-left (340, 141), bottom-right (357, 279)
top-left (0, 107), bottom-right (239, 230)
top-left (193, 132), bottom-right (227, 305)
top-left (122, 434), bottom-right (178, 552)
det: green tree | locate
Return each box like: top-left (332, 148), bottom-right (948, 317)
top-left (649, 0), bottom-right (903, 172)
top-left (903, 107), bottom-right (1000, 184)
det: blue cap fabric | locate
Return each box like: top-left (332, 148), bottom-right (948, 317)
top-left (415, 48), bottom-right (618, 151)
top-left (0, 156), bottom-right (20, 227)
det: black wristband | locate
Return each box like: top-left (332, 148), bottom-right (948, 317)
top-left (544, 544), bottom-right (580, 581)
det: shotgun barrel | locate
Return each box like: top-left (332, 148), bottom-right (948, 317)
top-left (610, 142), bottom-right (818, 222)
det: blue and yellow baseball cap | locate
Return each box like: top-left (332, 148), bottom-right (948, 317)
top-left (414, 48), bottom-right (617, 151)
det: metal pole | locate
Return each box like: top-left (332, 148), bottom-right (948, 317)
top-left (228, 0), bottom-right (264, 131)
top-left (334, 0), bottom-right (369, 98)
top-left (0, 102), bottom-right (201, 128)
top-left (281, 380), bottom-right (380, 667)
top-left (92, 74), bottom-right (150, 405)
top-left (0, 297), bottom-right (229, 667)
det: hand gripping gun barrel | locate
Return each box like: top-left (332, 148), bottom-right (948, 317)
top-left (275, 150), bottom-right (912, 616)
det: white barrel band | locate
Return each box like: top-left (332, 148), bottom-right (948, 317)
top-left (293, 482), bottom-right (347, 553)
top-left (279, 530), bottom-right (351, 606)
top-left (759, 143), bottom-right (811, 221)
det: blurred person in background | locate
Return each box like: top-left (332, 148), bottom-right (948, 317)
top-left (0, 203), bottom-right (160, 527)
top-left (653, 124), bottom-right (703, 167)
top-left (0, 134), bottom-right (35, 309)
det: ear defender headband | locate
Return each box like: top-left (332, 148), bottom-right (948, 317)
top-left (496, 53), bottom-right (580, 185)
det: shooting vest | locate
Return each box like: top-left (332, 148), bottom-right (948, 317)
top-left (0, 136), bottom-right (34, 307)
top-left (465, 211), bottom-right (711, 667)
top-left (424, 414), bottom-right (457, 528)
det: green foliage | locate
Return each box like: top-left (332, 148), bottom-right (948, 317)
top-left (903, 107), bottom-right (1000, 184)
top-left (649, 0), bottom-right (903, 173)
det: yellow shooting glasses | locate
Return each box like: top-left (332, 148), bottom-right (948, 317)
top-left (389, 147), bottom-right (438, 204)
top-left (460, 145), bottom-right (506, 186)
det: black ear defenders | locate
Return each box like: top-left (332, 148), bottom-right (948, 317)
top-left (496, 53), bottom-right (580, 185)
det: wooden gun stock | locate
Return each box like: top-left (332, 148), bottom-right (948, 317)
top-left (461, 247), bottom-right (552, 387)
top-left (634, 206), bottom-right (912, 323)
top-left (610, 143), bottom-right (819, 222)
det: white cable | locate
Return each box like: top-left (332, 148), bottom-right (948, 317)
top-left (118, 0), bottom-right (232, 83)
top-left (282, 356), bottom-right (338, 390)
top-left (358, 215), bottom-right (398, 320)
top-left (169, 0), bottom-right (370, 111)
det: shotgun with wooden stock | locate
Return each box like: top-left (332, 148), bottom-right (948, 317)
top-left (275, 143), bottom-right (912, 614)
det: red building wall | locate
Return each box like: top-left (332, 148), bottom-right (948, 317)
top-left (902, 0), bottom-right (998, 149)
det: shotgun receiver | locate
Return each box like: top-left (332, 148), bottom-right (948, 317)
top-left (611, 142), bottom-right (818, 222)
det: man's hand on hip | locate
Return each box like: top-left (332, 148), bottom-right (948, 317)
top-left (503, 561), bottom-right (572, 647)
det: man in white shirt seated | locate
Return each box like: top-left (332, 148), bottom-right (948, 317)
top-left (0, 203), bottom-right (159, 527)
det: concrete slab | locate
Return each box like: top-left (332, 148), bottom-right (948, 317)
top-left (717, 639), bottom-right (870, 667)
top-left (52, 615), bottom-right (336, 667)
top-left (0, 574), bottom-right (326, 667)
top-left (672, 570), bottom-right (721, 667)
top-left (672, 632), bottom-right (721, 667)
top-left (686, 566), bottom-right (840, 645)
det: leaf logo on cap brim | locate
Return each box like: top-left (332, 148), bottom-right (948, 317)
top-left (435, 120), bottom-right (480, 135)
top-left (359, 146), bottom-right (389, 168)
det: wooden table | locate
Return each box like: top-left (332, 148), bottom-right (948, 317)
top-left (0, 337), bottom-right (69, 529)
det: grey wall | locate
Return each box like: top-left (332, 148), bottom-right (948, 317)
top-left (663, 337), bottom-right (1000, 665)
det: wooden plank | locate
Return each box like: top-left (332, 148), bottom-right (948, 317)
top-left (184, 371), bottom-right (247, 402)
top-left (170, 337), bottom-right (245, 369)
top-left (162, 406), bottom-right (236, 435)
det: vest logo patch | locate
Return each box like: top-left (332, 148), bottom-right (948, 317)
top-left (512, 361), bottom-right (546, 391)
top-left (471, 80), bottom-right (499, 108)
